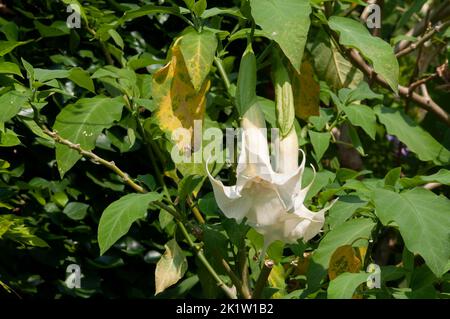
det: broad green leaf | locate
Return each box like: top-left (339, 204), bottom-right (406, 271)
top-left (342, 82), bottom-right (383, 104)
top-left (0, 91), bottom-right (29, 123)
top-left (0, 40), bottom-right (28, 57)
top-left (329, 16), bottom-right (399, 92)
top-left (201, 7), bottom-right (244, 19)
top-left (119, 5), bottom-right (181, 24)
top-left (306, 218), bottom-right (375, 292)
top-left (0, 62), bottom-right (22, 77)
top-left (327, 195), bottom-right (367, 229)
top-left (63, 202), bottom-right (89, 220)
top-left (250, 0), bottom-right (311, 72)
top-left (309, 131), bottom-right (331, 162)
top-left (302, 168), bottom-right (335, 202)
top-left (384, 167), bottom-right (401, 187)
top-left (193, 0), bottom-right (207, 17)
top-left (183, 0), bottom-right (195, 10)
top-left (53, 96), bottom-right (124, 176)
top-left (179, 28), bottom-right (218, 91)
top-left (34, 21), bottom-right (70, 38)
top-left (343, 104), bottom-right (377, 140)
top-left (0, 129), bottom-right (21, 147)
top-left (34, 68), bottom-right (70, 82)
top-left (327, 272), bottom-right (369, 299)
top-left (155, 239), bottom-right (188, 294)
top-left (310, 30), bottom-right (362, 90)
top-left (373, 188), bottom-right (450, 277)
top-left (400, 169), bottom-right (450, 188)
top-left (98, 192), bottom-right (163, 255)
top-left (375, 106), bottom-right (450, 165)
top-left (69, 68), bottom-right (95, 92)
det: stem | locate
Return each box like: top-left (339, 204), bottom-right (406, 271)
top-left (252, 259), bottom-right (274, 299)
top-left (177, 221), bottom-right (237, 299)
top-left (214, 56), bottom-right (231, 92)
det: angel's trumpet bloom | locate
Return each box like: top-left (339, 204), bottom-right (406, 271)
top-left (207, 103), bottom-right (336, 248)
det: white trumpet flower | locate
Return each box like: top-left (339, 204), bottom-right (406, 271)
top-left (207, 103), bottom-right (336, 248)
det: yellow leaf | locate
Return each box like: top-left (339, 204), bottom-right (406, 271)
top-left (292, 60), bottom-right (320, 120)
top-left (268, 263), bottom-right (286, 298)
top-left (328, 245), bottom-right (362, 280)
top-left (152, 38), bottom-right (210, 150)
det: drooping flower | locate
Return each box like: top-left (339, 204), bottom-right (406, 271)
top-left (207, 103), bottom-right (336, 248)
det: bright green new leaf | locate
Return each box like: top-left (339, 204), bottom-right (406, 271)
top-left (0, 40), bottom-right (28, 57)
top-left (329, 16), bottom-right (399, 92)
top-left (0, 62), bottom-right (23, 77)
top-left (155, 239), bottom-right (188, 294)
top-left (327, 195), bottom-right (367, 229)
top-left (373, 188), bottom-right (450, 277)
top-left (375, 106), bottom-right (450, 165)
top-left (98, 192), bottom-right (163, 255)
top-left (0, 91), bottom-right (29, 123)
top-left (343, 104), bottom-right (377, 140)
top-left (327, 272), bottom-right (369, 299)
top-left (309, 131), bottom-right (331, 162)
top-left (53, 96), bottom-right (124, 176)
top-left (250, 0), bottom-right (311, 73)
top-left (179, 28), bottom-right (218, 91)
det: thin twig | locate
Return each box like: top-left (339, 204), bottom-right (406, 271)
top-left (344, 48), bottom-right (450, 126)
top-left (396, 20), bottom-right (450, 58)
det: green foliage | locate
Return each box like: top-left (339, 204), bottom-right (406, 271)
top-left (0, 0), bottom-right (448, 300)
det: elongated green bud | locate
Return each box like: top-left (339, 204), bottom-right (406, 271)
top-left (272, 50), bottom-right (295, 138)
top-left (236, 40), bottom-right (257, 116)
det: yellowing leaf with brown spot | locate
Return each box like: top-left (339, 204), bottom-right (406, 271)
top-left (155, 239), bottom-right (188, 295)
top-left (152, 38), bottom-right (210, 150)
top-left (292, 60), bottom-right (320, 120)
top-left (328, 245), bottom-right (362, 280)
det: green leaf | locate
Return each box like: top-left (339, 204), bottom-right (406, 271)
top-left (375, 106), bottom-right (450, 165)
top-left (34, 21), bottom-right (70, 38)
top-left (373, 188), bottom-right (450, 277)
top-left (310, 30), bottom-right (362, 90)
top-left (108, 29), bottom-right (124, 49)
top-left (327, 271), bottom-right (369, 299)
top-left (179, 28), bottom-right (218, 91)
top-left (53, 96), bottom-right (124, 176)
top-left (0, 129), bottom-right (21, 147)
top-left (250, 0), bottom-right (311, 72)
top-left (384, 167), bottom-right (401, 187)
top-left (327, 195), bottom-right (367, 229)
top-left (155, 239), bottom-right (188, 294)
top-left (399, 169), bottom-right (450, 188)
top-left (193, 0), bottom-right (207, 17)
top-left (0, 91), bottom-right (29, 123)
top-left (98, 192), bottom-right (163, 255)
top-left (119, 5), bottom-right (181, 24)
top-left (343, 104), bottom-right (377, 140)
top-left (309, 131), bottom-right (331, 162)
top-left (306, 218), bottom-right (375, 292)
top-left (69, 68), bottom-right (95, 93)
top-left (0, 40), bottom-right (28, 57)
top-left (63, 202), bottom-right (89, 220)
top-left (329, 16), bottom-right (399, 92)
top-left (183, 0), bottom-right (195, 10)
top-left (0, 62), bottom-right (22, 77)
top-left (342, 82), bottom-right (383, 104)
